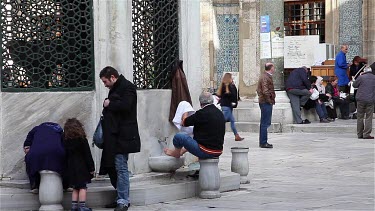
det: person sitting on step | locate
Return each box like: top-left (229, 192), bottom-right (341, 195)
top-left (325, 76), bottom-right (350, 120)
top-left (309, 76), bottom-right (332, 123)
top-left (285, 66), bottom-right (313, 124)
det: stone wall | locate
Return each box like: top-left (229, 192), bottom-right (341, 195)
top-left (0, 92), bottom-right (96, 179)
top-left (0, 0), bottom-right (202, 179)
top-left (259, 0), bottom-right (284, 90)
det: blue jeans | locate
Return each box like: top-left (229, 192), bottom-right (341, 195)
top-left (221, 106), bottom-right (238, 135)
top-left (259, 103), bottom-right (273, 145)
top-left (315, 101), bottom-right (328, 119)
top-left (173, 133), bottom-right (215, 159)
top-left (115, 154), bottom-right (129, 206)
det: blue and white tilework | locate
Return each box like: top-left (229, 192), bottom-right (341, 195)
top-left (215, 14), bottom-right (239, 86)
top-left (339, 0), bottom-right (362, 62)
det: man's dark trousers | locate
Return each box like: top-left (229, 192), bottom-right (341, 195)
top-left (287, 89), bottom-right (311, 123)
top-left (259, 103), bottom-right (273, 145)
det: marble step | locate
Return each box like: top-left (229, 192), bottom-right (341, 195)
top-left (226, 122), bottom-right (282, 133)
top-left (232, 107), bottom-right (292, 123)
top-left (283, 119), bottom-right (375, 133)
top-left (0, 171), bottom-right (240, 210)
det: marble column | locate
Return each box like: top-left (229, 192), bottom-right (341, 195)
top-left (259, 0), bottom-right (284, 90)
top-left (239, 0), bottom-right (261, 96)
top-left (93, 0), bottom-right (134, 173)
top-left (180, 0), bottom-right (202, 108)
top-left (0, 92), bottom-right (2, 178)
top-left (325, 0), bottom-right (340, 46)
top-left (363, 0), bottom-right (375, 63)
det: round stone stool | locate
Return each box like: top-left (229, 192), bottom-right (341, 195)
top-left (198, 157), bottom-right (221, 199)
top-left (231, 147), bottom-right (250, 184)
top-left (39, 170), bottom-right (63, 211)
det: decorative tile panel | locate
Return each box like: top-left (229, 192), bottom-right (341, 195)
top-left (215, 13), bottom-right (239, 86)
top-left (339, 0), bottom-right (362, 62)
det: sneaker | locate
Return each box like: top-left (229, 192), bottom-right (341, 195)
top-left (30, 188), bottom-right (39, 194)
top-left (320, 118), bottom-right (330, 123)
top-left (327, 118), bottom-right (335, 122)
top-left (114, 204), bottom-right (128, 211)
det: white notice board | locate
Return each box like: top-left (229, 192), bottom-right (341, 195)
top-left (284, 35), bottom-right (320, 68)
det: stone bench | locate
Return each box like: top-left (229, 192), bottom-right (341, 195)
top-left (198, 157), bottom-right (220, 199)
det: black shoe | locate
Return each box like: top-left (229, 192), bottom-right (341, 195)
top-left (104, 202), bottom-right (117, 208)
top-left (114, 204), bottom-right (128, 211)
top-left (259, 143), bottom-right (273, 148)
top-left (106, 202), bottom-right (130, 209)
top-left (299, 119), bottom-right (311, 124)
top-left (79, 207), bottom-right (92, 211)
top-left (341, 116), bottom-right (350, 120)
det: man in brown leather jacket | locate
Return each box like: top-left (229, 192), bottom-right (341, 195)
top-left (256, 63), bottom-right (276, 148)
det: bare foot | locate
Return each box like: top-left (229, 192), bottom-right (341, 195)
top-left (180, 147), bottom-right (187, 156)
top-left (163, 148), bottom-right (181, 158)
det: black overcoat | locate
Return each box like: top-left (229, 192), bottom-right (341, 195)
top-left (99, 75), bottom-right (141, 175)
top-left (64, 137), bottom-right (95, 186)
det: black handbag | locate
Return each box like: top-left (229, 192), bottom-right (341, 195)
top-left (93, 116), bottom-right (104, 149)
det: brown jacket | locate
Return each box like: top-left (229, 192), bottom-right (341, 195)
top-left (169, 60), bottom-right (192, 122)
top-left (257, 72), bottom-right (276, 104)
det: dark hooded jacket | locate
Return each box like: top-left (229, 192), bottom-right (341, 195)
top-left (24, 122), bottom-right (65, 178)
top-left (285, 68), bottom-right (311, 90)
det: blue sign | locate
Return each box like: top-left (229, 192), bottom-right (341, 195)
top-left (260, 15), bottom-right (270, 33)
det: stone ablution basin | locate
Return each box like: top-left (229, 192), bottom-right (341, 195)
top-left (148, 156), bottom-right (185, 172)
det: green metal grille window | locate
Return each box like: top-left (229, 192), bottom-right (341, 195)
top-left (132, 0), bottom-right (179, 89)
top-left (1, 0), bottom-right (94, 92)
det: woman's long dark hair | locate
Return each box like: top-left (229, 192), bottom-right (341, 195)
top-left (63, 118), bottom-right (86, 140)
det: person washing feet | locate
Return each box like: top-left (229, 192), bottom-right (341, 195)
top-left (164, 92), bottom-right (225, 159)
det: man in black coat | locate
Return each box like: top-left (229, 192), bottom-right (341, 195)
top-left (99, 66), bottom-right (141, 211)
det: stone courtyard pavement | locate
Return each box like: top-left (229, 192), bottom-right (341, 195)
top-left (95, 131), bottom-right (375, 211)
